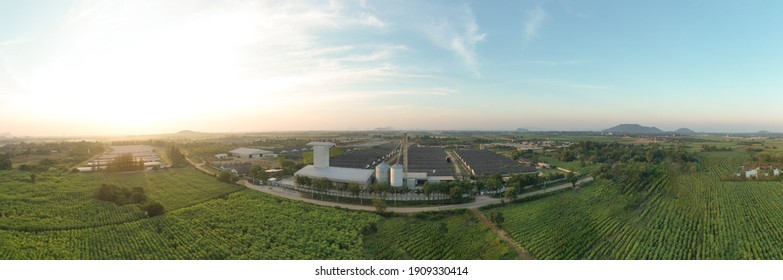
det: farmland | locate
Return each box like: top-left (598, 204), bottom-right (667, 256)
top-left (0, 183), bottom-right (512, 259)
top-left (488, 154), bottom-right (783, 259)
top-left (0, 167), bottom-right (242, 231)
top-left (363, 210), bottom-right (518, 260)
top-left (6, 132), bottom-right (783, 260)
top-left (0, 190), bottom-right (381, 259)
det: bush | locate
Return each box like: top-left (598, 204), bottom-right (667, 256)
top-left (217, 171), bottom-right (239, 183)
top-left (96, 184), bottom-right (147, 205)
top-left (143, 202), bottom-right (165, 217)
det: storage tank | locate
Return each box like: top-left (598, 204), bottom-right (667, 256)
top-left (375, 162), bottom-right (390, 185)
top-left (406, 178), bottom-right (417, 188)
top-left (390, 163), bottom-right (404, 187)
top-left (313, 145), bottom-right (330, 168)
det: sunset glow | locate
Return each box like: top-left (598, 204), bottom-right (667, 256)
top-left (1, 1), bottom-right (782, 136)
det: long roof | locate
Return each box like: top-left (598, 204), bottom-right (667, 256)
top-left (294, 165), bottom-right (373, 184)
top-left (229, 147), bottom-right (273, 155)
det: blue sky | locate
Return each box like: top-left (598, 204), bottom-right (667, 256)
top-left (1, 0), bottom-right (781, 136)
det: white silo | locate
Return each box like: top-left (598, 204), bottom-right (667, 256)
top-left (307, 142), bottom-right (335, 168)
top-left (390, 163), bottom-right (404, 187)
top-left (375, 162), bottom-right (390, 185)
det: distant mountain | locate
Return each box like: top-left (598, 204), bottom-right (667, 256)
top-left (0, 132), bottom-right (11, 138)
top-left (603, 124), bottom-right (663, 134)
top-left (674, 128), bottom-right (695, 134)
top-left (374, 127), bottom-right (394, 131)
top-left (176, 130), bottom-right (198, 134)
top-left (515, 128), bottom-right (529, 132)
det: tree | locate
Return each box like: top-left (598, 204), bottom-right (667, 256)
top-left (373, 183), bottom-right (392, 199)
top-left (217, 171), bottom-right (238, 183)
top-left (372, 198), bottom-right (386, 214)
top-left (0, 153), bottom-right (11, 170)
top-left (105, 153), bottom-right (144, 172)
top-left (504, 186), bottom-right (518, 202)
top-left (143, 202), bottom-right (165, 217)
top-left (248, 165), bottom-right (269, 184)
top-left (567, 171), bottom-right (578, 188)
top-left (489, 211), bottom-right (505, 228)
top-left (449, 186), bottom-right (464, 203)
top-left (312, 178), bottom-right (332, 199)
top-left (167, 146), bottom-right (188, 168)
top-left (347, 182), bottom-right (363, 204)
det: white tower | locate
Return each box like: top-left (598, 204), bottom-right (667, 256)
top-left (307, 142), bottom-right (336, 169)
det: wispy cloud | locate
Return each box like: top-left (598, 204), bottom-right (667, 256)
top-left (525, 59), bottom-right (587, 66)
top-left (0, 39), bottom-right (26, 47)
top-left (422, 4), bottom-right (486, 76)
top-left (524, 5), bottom-right (547, 43)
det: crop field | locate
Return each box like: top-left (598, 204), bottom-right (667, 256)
top-left (489, 154), bottom-right (783, 259)
top-left (0, 168), bottom-right (242, 231)
top-left (0, 190), bottom-right (381, 259)
top-left (363, 211), bottom-right (518, 260)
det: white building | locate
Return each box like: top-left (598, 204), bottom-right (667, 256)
top-left (229, 148), bottom-right (274, 158)
top-left (294, 142), bottom-right (374, 186)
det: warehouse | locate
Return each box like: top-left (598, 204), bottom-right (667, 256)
top-left (229, 148), bottom-right (274, 158)
top-left (294, 142), bottom-right (374, 186)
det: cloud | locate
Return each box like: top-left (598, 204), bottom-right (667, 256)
top-left (526, 59), bottom-right (587, 66)
top-left (0, 39), bottom-right (26, 47)
top-left (423, 4), bottom-right (486, 76)
top-left (524, 5), bottom-right (547, 43)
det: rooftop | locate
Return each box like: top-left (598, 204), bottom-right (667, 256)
top-left (229, 147), bottom-right (273, 155)
top-left (294, 165), bottom-right (374, 184)
top-left (307, 142), bottom-right (336, 147)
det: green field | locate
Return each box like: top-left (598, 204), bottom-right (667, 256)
top-left (7, 134), bottom-right (783, 260)
top-left (488, 154), bottom-right (783, 259)
top-left (0, 167), bottom-right (242, 231)
top-left (363, 211), bottom-right (518, 260)
top-left (0, 168), bottom-right (513, 259)
top-left (0, 190), bottom-right (380, 259)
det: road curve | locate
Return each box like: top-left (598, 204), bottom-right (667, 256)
top-left (241, 177), bottom-right (593, 213)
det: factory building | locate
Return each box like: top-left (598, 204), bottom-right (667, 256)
top-left (229, 148), bottom-right (274, 158)
top-left (294, 142), bottom-right (374, 186)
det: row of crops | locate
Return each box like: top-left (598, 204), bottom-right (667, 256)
top-left (0, 190), bottom-right (381, 259)
top-left (0, 168), bottom-right (242, 231)
top-left (488, 155), bottom-right (783, 259)
top-left (1, 165), bottom-right (518, 260)
top-left (363, 211), bottom-right (518, 260)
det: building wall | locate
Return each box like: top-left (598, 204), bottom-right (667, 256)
top-left (313, 145), bottom-right (330, 168)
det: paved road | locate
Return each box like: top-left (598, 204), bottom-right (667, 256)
top-left (241, 177), bottom-right (593, 213)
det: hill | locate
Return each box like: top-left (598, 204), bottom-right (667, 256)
top-left (0, 132), bottom-right (11, 138)
top-left (602, 124), bottom-right (662, 134)
top-left (674, 128), bottom-right (695, 134)
top-left (515, 128), bottom-right (529, 132)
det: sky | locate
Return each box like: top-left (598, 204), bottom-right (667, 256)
top-left (1, 0), bottom-right (782, 136)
